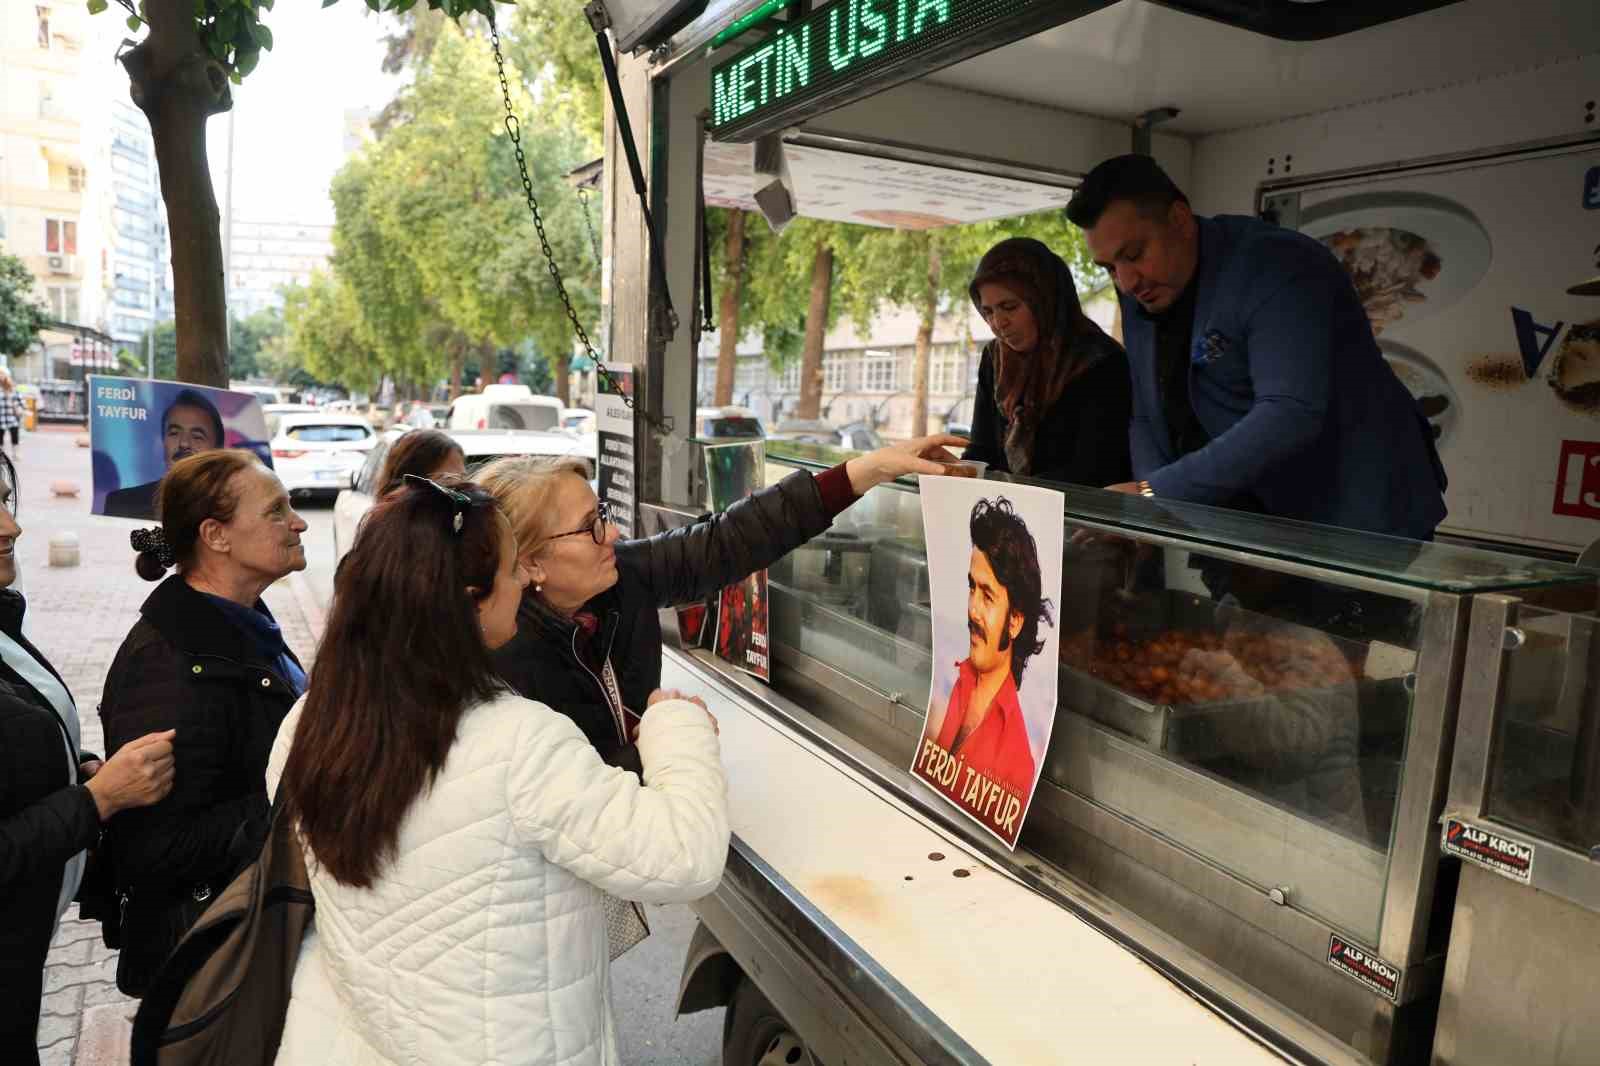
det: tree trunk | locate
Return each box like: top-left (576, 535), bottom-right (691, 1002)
top-left (714, 211), bottom-right (746, 408)
top-left (795, 241), bottom-right (833, 421)
top-left (449, 337), bottom-right (464, 400)
top-left (553, 352), bottom-right (571, 406)
top-left (911, 243), bottom-right (940, 439)
top-left (122, 0), bottom-right (231, 388)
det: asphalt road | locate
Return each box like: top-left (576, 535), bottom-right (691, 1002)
top-left (293, 497), bottom-right (725, 1065)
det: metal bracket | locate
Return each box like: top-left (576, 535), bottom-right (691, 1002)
top-left (584, 0), bottom-right (611, 34)
top-left (1261, 191), bottom-right (1302, 229)
top-left (1132, 107), bottom-right (1180, 156)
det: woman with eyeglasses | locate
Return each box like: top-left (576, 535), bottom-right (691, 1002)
top-left (267, 476), bottom-right (727, 1066)
top-left (98, 450), bottom-right (309, 997)
top-left (0, 452), bottom-right (175, 1064)
top-left (476, 435), bottom-right (963, 774)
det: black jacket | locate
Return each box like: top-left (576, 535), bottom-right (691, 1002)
top-left (0, 591), bottom-right (99, 1066)
top-left (963, 338), bottom-right (1134, 488)
top-left (493, 469), bottom-right (834, 772)
top-left (99, 575), bottom-right (302, 996)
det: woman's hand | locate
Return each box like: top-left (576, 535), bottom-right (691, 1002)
top-left (844, 434), bottom-right (970, 494)
top-left (646, 688), bottom-right (719, 734)
top-left (85, 729), bottom-right (176, 821)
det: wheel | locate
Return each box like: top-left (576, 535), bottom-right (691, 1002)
top-left (722, 976), bottom-right (820, 1066)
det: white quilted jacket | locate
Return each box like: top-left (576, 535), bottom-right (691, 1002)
top-left (264, 690), bottom-right (729, 1066)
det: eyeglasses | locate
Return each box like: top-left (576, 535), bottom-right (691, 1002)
top-left (549, 500), bottom-right (610, 545)
top-left (404, 474), bottom-right (471, 534)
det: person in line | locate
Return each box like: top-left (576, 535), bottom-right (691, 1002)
top-left (963, 237), bottom-right (1132, 487)
top-left (1066, 154), bottom-right (1446, 538)
top-left (478, 434), bottom-right (965, 773)
top-left (0, 372), bottom-right (26, 454)
top-left (99, 450), bottom-right (309, 996)
top-left (103, 389), bottom-right (227, 520)
top-left (919, 497), bottom-right (1054, 801)
top-left (374, 428), bottom-right (464, 494)
top-left (268, 476), bottom-right (728, 1066)
top-left (0, 451), bottom-right (175, 1064)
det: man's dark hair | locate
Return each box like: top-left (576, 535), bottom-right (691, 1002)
top-left (970, 496), bottom-right (1054, 685)
top-left (1065, 154), bottom-right (1190, 229)
top-left (162, 389), bottom-right (225, 450)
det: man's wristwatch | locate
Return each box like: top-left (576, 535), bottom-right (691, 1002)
top-left (1137, 480), bottom-right (1155, 498)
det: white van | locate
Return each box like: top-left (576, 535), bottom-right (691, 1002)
top-left (447, 384), bottom-right (563, 432)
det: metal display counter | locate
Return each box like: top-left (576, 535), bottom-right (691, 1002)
top-left (653, 452), bottom-right (1598, 1065)
top-left (1433, 593), bottom-right (1600, 1066)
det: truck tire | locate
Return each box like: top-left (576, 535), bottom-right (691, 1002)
top-left (722, 976), bottom-right (819, 1066)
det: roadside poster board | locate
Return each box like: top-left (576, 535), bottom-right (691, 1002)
top-left (704, 439), bottom-right (771, 682)
top-left (596, 363), bottom-right (637, 539)
top-left (87, 375), bottom-right (272, 520)
top-left (911, 476), bottom-right (1065, 849)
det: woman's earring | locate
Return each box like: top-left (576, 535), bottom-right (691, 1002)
top-left (535, 583), bottom-right (543, 593)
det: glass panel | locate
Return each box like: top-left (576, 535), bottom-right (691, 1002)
top-left (760, 455), bottom-right (1440, 942)
top-left (1486, 605), bottom-right (1600, 855)
top-left (489, 403), bottom-right (559, 431)
top-left (286, 424), bottom-right (371, 443)
top-left (764, 453), bottom-right (1590, 593)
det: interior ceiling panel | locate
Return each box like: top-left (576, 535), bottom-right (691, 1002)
top-left (924, 0), bottom-right (1600, 136)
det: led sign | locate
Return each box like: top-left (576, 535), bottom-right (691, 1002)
top-left (709, 0), bottom-right (1090, 141)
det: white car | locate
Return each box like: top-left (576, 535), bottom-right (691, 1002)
top-left (448, 384), bottom-right (564, 432)
top-left (332, 428), bottom-right (591, 561)
top-left (262, 403), bottom-right (318, 439)
top-left (269, 413), bottom-right (376, 500)
top-left (561, 408), bottom-right (596, 436)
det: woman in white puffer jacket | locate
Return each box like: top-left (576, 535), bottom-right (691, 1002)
top-left (266, 476), bottom-right (729, 1066)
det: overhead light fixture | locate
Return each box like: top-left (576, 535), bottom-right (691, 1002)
top-left (751, 133), bottom-right (796, 234)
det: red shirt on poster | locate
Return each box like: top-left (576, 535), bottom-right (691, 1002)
top-left (934, 659), bottom-right (1036, 800)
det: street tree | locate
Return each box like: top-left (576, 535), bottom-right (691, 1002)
top-left (0, 253), bottom-right (50, 360)
top-left (90, 0), bottom-right (506, 389)
top-left (282, 271), bottom-right (387, 395)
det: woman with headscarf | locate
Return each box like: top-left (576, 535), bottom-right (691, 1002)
top-left (964, 237), bottom-right (1133, 487)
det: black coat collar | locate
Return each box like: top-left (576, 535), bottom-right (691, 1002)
top-left (139, 574), bottom-right (291, 668)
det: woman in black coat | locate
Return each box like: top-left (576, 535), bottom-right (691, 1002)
top-left (478, 437), bottom-right (962, 773)
top-left (964, 237), bottom-right (1133, 487)
top-left (0, 453), bottom-right (173, 1064)
top-left (99, 449), bottom-right (309, 997)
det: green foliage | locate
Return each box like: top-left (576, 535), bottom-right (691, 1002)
top-left (285, 28), bottom-right (598, 395)
top-left (228, 305), bottom-right (285, 379)
top-left (282, 272), bottom-right (387, 393)
top-left (0, 253), bottom-right (50, 359)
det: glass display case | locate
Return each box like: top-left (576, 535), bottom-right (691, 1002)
top-left (1433, 592), bottom-right (1600, 1066)
top-left (687, 447), bottom-right (1599, 1062)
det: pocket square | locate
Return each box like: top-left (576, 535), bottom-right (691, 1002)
top-left (1192, 329), bottom-right (1232, 366)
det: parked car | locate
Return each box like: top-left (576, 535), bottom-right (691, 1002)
top-left (767, 419), bottom-right (883, 452)
top-left (561, 408), bottom-right (596, 436)
top-left (261, 403), bottom-right (318, 439)
top-left (694, 406), bottom-right (765, 440)
top-left (332, 428), bottom-right (591, 561)
top-left (448, 384), bottom-right (563, 432)
top-left (269, 413), bottom-right (376, 500)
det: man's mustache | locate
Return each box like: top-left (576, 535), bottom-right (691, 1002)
top-left (968, 616), bottom-right (986, 642)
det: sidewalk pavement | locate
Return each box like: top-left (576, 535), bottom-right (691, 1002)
top-left (16, 426), bottom-right (321, 1066)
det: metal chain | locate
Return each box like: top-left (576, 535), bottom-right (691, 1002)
top-left (485, 10), bottom-right (669, 435)
top-left (576, 187), bottom-right (603, 266)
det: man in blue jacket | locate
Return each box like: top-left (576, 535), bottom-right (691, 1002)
top-left (1066, 155), bottom-right (1446, 540)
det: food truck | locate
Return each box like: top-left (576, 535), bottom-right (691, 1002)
top-left (586, 1), bottom-right (1600, 1062)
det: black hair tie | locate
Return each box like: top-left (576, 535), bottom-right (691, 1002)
top-left (130, 527), bottom-right (176, 569)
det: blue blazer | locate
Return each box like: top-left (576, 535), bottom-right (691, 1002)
top-left (1126, 214), bottom-right (1447, 540)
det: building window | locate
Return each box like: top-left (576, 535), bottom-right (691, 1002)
top-left (929, 346), bottom-right (963, 394)
top-left (862, 349), bottom-right (898, 393)
top-left (46, 286), bottom-right (79, 323)
top-left (45, 218), bottom-right (77, 255)
top-left (778, 363), bottom-right (800, 392)
top-left (823, 354), bottom-right (848, 392)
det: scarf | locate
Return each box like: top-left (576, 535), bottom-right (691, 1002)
top-left (969, 237), bottom-right (1111, 476)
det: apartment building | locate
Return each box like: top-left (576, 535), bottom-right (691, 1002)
top-left (226, 218), bottom-right (334, 317)
top-left (104, 96), bottom-right (171, 355)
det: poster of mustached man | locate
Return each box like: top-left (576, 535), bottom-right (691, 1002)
top-left (911, 476), bottom-right (1065, 849)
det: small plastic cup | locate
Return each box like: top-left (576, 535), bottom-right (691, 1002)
top-left (941, 459), bottom-right (988, 479)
